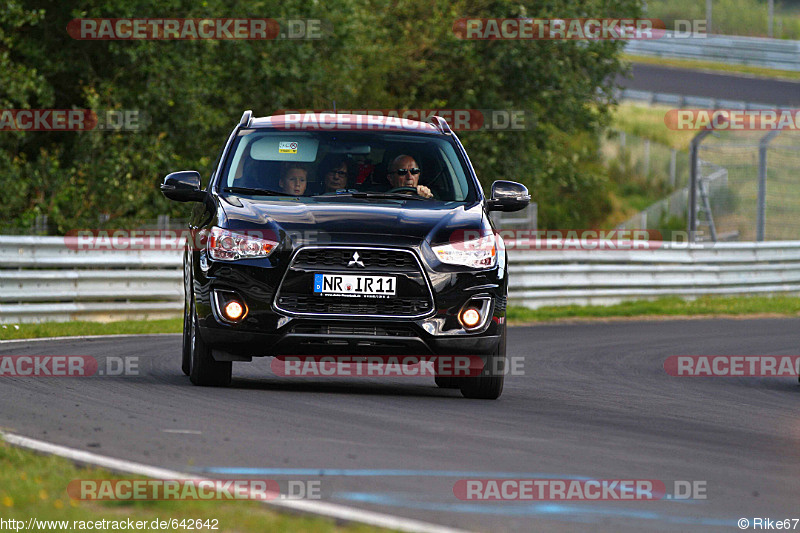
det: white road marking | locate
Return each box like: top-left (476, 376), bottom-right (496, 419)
top-left (1, 431), bottom-right (468, 533)
top-left (0, 333), bottom-right (180, 345)
top-left (162, 429), bottom-right (202, 435)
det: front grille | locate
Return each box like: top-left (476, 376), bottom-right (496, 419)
top-left (277, 295), bottom-right (431, 316)
top-left (275, 246), bottom-right (435, 318)
top-left (291, 324), bottom-right (415, 336)
top-left (292, 248), bottom-right (418, 272)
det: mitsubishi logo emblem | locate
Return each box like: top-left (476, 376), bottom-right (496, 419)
top-left (347, 251), bottom-right (365, 268)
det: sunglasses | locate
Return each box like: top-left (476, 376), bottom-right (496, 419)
top-left (393, 168), bottom-right (421, 176)
top-left (327, 170), bottom-right (348, 178)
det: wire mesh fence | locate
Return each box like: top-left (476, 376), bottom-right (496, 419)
top-left (614, 129), bottom-right (800, 242)
top-left (603, 131), bottom-right (688, 191)
top-left (697, 130), bottom-right (800, 241)
top-left (605, 131), bottom-right (690, 237)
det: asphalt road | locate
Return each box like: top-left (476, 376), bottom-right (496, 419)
top-left (619, 64), bottom-right (800, 106)
top-left (1, 319), bottom-right (799, 532)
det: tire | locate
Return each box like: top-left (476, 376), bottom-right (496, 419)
top-left (460, 323), bottom-right (506, 400)
top-left (435, 376), bottom-right (461, 389)
top-left (189, 308), bottom-right (232, 387)
top-left (181, 253), bottom-right (192, 376)
top-left (181, 296), bottom-right (191, 376)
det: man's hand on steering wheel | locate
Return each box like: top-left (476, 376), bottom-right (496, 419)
top-left (387, 185), bottom-right (433, 198)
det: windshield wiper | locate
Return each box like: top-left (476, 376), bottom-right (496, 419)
top-left (223, 187), bottom-right (285, 196)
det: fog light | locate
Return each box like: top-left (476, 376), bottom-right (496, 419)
top-left (460, 307), bottom-right (482, 329)
top-left (223, 300), bottom-right (245, 321)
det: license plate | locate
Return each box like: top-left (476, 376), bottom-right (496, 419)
top-left (313, 274), bottom-right (396, 297)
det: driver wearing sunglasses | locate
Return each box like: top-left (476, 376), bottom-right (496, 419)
top-left (386, 155), bottom-right (433, 198)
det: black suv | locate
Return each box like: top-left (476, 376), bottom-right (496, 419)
top-left (161, 111), bottom-right (529, 399)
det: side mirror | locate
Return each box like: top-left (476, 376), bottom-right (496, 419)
top-left (161, 171), bottom-right (205, 202)
top-left (487, 180), bottom-right (530, 212)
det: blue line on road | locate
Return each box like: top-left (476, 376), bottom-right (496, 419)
top-left (334, 492), bottom-right (731, 527)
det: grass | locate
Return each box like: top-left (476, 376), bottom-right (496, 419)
top-left (507, 295), bottom-right (800, 323)
top-left (645, 0), bottom-right (800, 40)
top-left (624, 54), bottom-right (800, 82)
top-left (0, 318), bottom-right (182, 341)
top-left (601, 104), bottom-right (692, 227)
top-left (0, 440), bottom-right (385, 533)
top-left (610, 102), bottom-right (698, 151)
top-left (607, 103), bottom-right (800, 238)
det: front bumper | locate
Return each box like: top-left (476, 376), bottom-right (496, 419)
top-left (192, 242), bottom-right (507, 358)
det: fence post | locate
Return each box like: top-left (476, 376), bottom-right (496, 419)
top-left (33, 214), bottom-right (48, 235)
top-left (669, 149), bottom-right (677, 188)
top-left (689, 129), bottom-right (713, 241)
top-left (768, 0), bottom-right (774, 38)
top-left (757, 131), bottom-right (780, 241)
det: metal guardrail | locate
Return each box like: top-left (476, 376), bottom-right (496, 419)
top-left (508, 240), bottom-right (800, 308)
top-left (490, 203), bottom-right (537, 231)
top-left (619, 88), bottom-right (774, 110)
top-left (3, 237), bottom-right (800, 322)
top-left (625, 32), bottom-right (800, 71)
top-left (0, 237), bottom-right (183, 324)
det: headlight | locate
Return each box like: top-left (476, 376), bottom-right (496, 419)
top-left (432, 234), bottom-right (497, 268)
top-left (207, 227), bottom-right (278, 261)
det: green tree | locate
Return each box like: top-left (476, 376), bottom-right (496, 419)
top-left (1, 0), bottom-right (639, 231)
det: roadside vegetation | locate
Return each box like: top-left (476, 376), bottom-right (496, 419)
top-left (0, 0), bottom-right (641, 233)
top-left (599, 102), bottom-right (690, 227)
top-left (645, 0), bottom-right (800, 39)
top-left (0, 440), bottom-right (385, 533)
top-left (610, 102), bottom-right (697, 151)
top-left (0, 318), bottom-right (182, 341)
top-left (507, 295), bottom-right (800, 322)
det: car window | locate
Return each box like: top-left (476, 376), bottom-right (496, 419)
top-left (219, 130), bottom-right (475, 202)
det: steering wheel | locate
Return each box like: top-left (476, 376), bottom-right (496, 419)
top-left (386, 186), bottom-right (420, 195)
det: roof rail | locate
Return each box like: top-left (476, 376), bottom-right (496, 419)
top-left (239, 110), bottom-right (253, 127)
top-left (429, 115), bottom-right (452, 135)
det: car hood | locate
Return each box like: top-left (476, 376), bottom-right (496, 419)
top-left (218, 196), bottom-right (490, 245)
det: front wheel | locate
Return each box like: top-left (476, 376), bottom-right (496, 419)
top-left (181, 296), bottom-right (191, 376)
top-left (189, 310), bottom-right (232, 387)
top-left (181, 253), bottom-right (192, 376)
top-left (460, 323), bottom-right (506, 400)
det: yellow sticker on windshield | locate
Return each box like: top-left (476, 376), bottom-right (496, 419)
top-left (279, 141), bottom-right (298, 153)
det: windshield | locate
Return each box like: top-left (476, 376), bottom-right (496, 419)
top-left (217, 130), bottom-right (476, 203)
